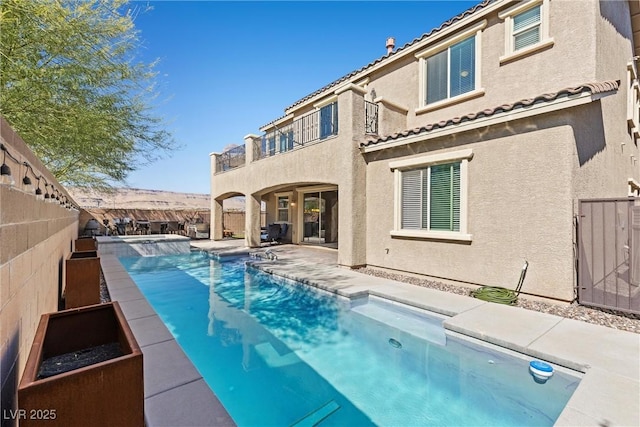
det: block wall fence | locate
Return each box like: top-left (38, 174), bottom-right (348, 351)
top-left (0, 117), bottom-right (79, 426)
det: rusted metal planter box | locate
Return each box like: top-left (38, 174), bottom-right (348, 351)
top-left (64, 250), bottom-right (100, 309)
top-left (18, 302), bottom-right (144, 426)
top-left (74, 237), bottom-right (96, 252)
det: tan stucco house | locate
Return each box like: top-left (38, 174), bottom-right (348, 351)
top-left (210, 0), bottom-right (640, 302)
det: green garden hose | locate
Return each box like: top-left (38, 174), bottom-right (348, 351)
top-left (470, 286), bottom-right (519, 305)
top-left (471, 261), bottom-right (529, 305)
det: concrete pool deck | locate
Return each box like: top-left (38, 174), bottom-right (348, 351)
top-left (103, 241), bottom-right (639, 426)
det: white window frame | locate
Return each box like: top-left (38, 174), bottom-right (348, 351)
top-left (628, 61), bottom-right (640, 140)
top-left (415, 20), bottom-right (486, 114)
top-left (390, 149), bottom-right (473, 241)
top-left (499, 0), bottom-right (554, 64)
top-left (275, 191), bottom-right (293, 223)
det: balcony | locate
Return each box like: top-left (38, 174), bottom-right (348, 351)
top-left (214, 98), bottom-right (382, 174)
top-left (255, 101), bottom-right (338, 161)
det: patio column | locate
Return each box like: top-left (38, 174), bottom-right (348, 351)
top-left (209, 151), bottom-right (223, 240)
top-left (334, 85), bottom-right (367, 267)
top-left (210, 198), bottom-right (223, 240)
top-left (245, 193), bottom-right (261, 247)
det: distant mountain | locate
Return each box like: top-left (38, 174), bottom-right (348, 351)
top-left (67, 187), bottom-right (211, 210)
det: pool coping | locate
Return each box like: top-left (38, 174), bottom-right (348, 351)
top-left (99, 255), bottom-right (236, 427)
top-left (102, 250), bottom-right (639, 427)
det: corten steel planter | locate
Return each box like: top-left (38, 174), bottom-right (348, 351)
top-left (18, 302), bottom-right (144, 427)
top-left (74, 237), bottom-right (96, 252)
top-left (64, 250), bottom-right (100, 309)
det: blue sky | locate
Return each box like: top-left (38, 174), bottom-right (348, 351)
top-left (126, 0), bottom-right (478, 194)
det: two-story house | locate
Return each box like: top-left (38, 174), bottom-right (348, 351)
top-left (210, 0), bottom-right (640, 304)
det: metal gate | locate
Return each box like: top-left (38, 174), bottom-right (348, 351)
top-left (578, 198), bottom-right (640, 315)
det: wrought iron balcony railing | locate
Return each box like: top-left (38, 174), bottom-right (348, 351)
top-left (215, 99), bottom-right (380, 171)
top-left (215, 144), bottom-right (245, 173)
top-left (255, 101), bottom-right (338, 160)
top-left (365, 100), bottom-right (378, 135)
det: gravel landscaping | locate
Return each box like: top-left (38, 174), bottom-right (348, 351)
top-left (356, 267), bottom-right (640, 334)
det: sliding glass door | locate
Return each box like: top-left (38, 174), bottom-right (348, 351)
top-left (302, 190), bottom-right (338, 245)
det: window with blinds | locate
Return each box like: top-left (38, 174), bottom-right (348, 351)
top-left (400, 162), bottom-right (461, 232)
top-left (277, 196), bottom-right (289, 222)
top-left (513, 5), bottom-right (541, 51)
top-left (425, 37), bottom-right (476, 104)
top-left (498, 0), bottom-right (552, 63)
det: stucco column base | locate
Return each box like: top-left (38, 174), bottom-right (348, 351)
top-left (337, 192), bottom-right (367, 267)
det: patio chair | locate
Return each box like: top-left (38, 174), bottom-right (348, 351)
top-left (277, 223), bottom-right (289, 242)
top-left (266, 224), bottom-right (281, 243)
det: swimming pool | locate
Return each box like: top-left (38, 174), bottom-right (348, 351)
top-left (120, 252), bottom-right (581, 426)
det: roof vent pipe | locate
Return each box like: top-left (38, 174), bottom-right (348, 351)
top-left (386, 37), bottom-right (395, 54)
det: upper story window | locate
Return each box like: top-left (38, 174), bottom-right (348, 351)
top-left (426, 37), bottom-right (476, 104)
top-left (390, 149), bottom-right (473, 241)
top-left (499, 0), bottom-right (553, 64)
top-left (512, 5), bottom-right (541, 51)
top-left (415, 20), bottom-right (486, 114)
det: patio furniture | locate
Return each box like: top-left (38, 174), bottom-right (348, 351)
top-left (261, 223), bottom-right (288, 244)
top-left (136, 220), bottom-right (150, 235)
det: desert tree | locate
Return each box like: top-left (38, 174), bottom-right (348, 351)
top-left (0, 0), bottom-right (174, 188)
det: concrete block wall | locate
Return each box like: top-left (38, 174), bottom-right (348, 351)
top-left (0, 117), bottom-right (79, 426)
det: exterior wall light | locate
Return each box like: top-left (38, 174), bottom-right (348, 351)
top-left (22, 162), bottom-right (34, 193)
top-left (1, 146), bottom-right (15, 186)
top-left (48, 185), bottom-right (56, 203)
top-left (35, 177), bottom-right (44, 200)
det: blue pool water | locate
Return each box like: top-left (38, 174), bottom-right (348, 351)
top-left (120, 252), bottom-right (581, 426)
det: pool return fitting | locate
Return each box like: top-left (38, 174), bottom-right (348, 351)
top-left (471, 261), bottom-right (528, 305)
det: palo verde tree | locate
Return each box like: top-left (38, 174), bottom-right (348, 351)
top-left (0, 0), bottom-right (173, 188)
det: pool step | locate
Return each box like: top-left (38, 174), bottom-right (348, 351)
top-left (290, 400), bottom-right (340, 427)
top-left (350, 300), bottom-right (446, 346)
top-left (254, 341), bottom-right (301, 368)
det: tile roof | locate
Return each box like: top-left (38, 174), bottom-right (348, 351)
top-left (361, 80), bottom-right (621, 148)
top-left (284, 0), bottom-right (495, 113)
top-left (260, 114), bottom-right (289, 131)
